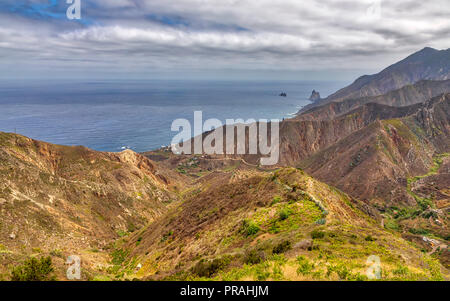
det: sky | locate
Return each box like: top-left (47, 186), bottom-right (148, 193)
top-left (0, 0), bottom-right (449, 81)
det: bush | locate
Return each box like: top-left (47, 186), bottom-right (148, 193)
top-left (310, 230), bottom-right (325, 239)
top-left (271, 196), bottom-right (282, 205)
top-left (392, 265), bottom-right (409, 276)
top-left (111, 249), bottom-right (128, 266)
top-left (408, 228), bottom-right (429, 235)
top-left (192, 257), bottom-right (231, 277)
top-left (278, 208), bottom-right (292, 221)
top-left (384, 219), bottom-right (400, 231)
top-left (364, 235), bottom-right (376, 241)
top-left (242, 220), bottom-right (260, 237)
top-left (244, 250), bottom-right (265, 265)
top-left (50, 249), bottom-right (63, 258)
top-left (315, 218), bottom-right (326, 225)
top-left (11, 256), bottom-right (55, 281)
top-left (272, 241), bottom-right (292, 254)
top-left (296, 256), bottom-right (315, 276)
top-left (417, 198), bottom-right (432, 211)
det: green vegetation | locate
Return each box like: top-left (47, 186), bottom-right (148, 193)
top-left (192, 256), bottom-right (231, 277)
top-left (10, 256), bottom-right (55, 281)
top-left (0, 244), bottom-right (10, 254)
top-left (278, 207), bottom-right (292, 221)
top-left (311, 229), bottom-right (325, 239)
top-left (116, 230), bottom-right (129, 237)
top-left (161, 230), bottom-right (174, 242)
top-left (296, 256), bottom-right (315, 276)
top-left (252, 199), bottom-right (323, 234)
top-left (364, 235), bottom-right (376, 242)
top-left (111, 249), bottom-right (128, 266)
top-left (244, 250), bottom-right (264, 265)
top-left (50, 249), bottom-right (63, 258)
top-left (272, 241), bottom-right (292, 254)
top-left (241, 219), bottom-right (260, 237)
top-left (406, 153), bottom-right (449, 208)
top-left (271, 196), bottom-right (282, 205)
top-left (408, 228), bottom-right (429, 235)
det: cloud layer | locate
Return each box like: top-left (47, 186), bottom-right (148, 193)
top-left (1, 0), bottom-right (449, 79)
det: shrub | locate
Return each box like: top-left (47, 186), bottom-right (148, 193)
top-left (364, 235), bottom-right (376, 241)
top-left (255, 262), bottom-right (271, 280)
top-left (242, 220), bottom-right (260, 237)
top-left (192, 257), bottom-right (231, 277)
top-left (384, 219), bottom-right (400, 231)
top-left (408, 228), bottom-right (429, 235)
top-left (424, 256), bottom-right (443, 281)
top-left (417, 198), bottom-right (432, 211)
top-left (161, 231), bottom-right (174, 242)
top-left (244, 250), bottom-right (265, 265)
top-left (392, 265), bottom-right (409, 276)
top-left (315, 218), bottom-right (326, 225)
top-left (272, 241), bottom-right (292, 254)
top-left (271, 196), bottom-right (282, 205)
top-left (296, 256), bottom-right (315, 276)
top-left (278, 208), bottom-right (292, 221)
top-left (327, 263), bottom-right (352, 280)
top-left (111, 249), bottom-right (128, 266)
top-left (11, 256), bottom-right (55, 281)
top-left (50, 249), bottom-right (63, 258)
top-left (310, 230), bottom-right (325, 239)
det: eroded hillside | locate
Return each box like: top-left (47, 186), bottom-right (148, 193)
top-left (0, 132), bottom-right (179, 279)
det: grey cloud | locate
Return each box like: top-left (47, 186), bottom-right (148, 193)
top-left (0, 0), bottom-right (449, 79)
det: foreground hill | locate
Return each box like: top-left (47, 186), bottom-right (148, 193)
top-left (115, 168), bottom-right (446, 280)
top-left (0, 132), bottom-right (178, 279)
top-left (299, 47), bottom-right (450, 113)
top-left (1, 132), bottom-right (446, 281)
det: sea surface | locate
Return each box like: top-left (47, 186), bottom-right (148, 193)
top-left (0, 80), bottom-right (345, 152)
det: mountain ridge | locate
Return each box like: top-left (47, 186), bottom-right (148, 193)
top-left (298, 47), bottom-right (450, 114)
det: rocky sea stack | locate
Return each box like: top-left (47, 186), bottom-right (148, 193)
top-left (309, 90), bottom-right (321, 102)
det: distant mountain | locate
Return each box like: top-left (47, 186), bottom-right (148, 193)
top-left (299, 47), bottom-right (450, 113)
top-left (298, 95), bottom-right (450, 253)
top-left (297, 79), bottom-right (450, 121)
top-left (299, 94), bottom-right (450, 205)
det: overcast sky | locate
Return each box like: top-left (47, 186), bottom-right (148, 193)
top-left (0, 0), bottom-right (449, 81)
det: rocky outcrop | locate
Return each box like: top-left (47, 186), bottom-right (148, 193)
top-left (309, 90), bottom-right (321, 102)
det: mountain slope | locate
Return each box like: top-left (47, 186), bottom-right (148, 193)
top-left (297, 79), bottom-right (450, 121)
top-left (115, 168), bottom-right (446, 280)
top-left (299, 47), bottom-right (450, 114)
top-left (0, 132), bottom-right (179, 279)
top-left (273, 100), bottom-right (427, 166)
top-left (299, 94), bottom-right (450, 206)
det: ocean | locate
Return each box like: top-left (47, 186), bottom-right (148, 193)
top-left (0, 80), bottom-right (345, 153)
